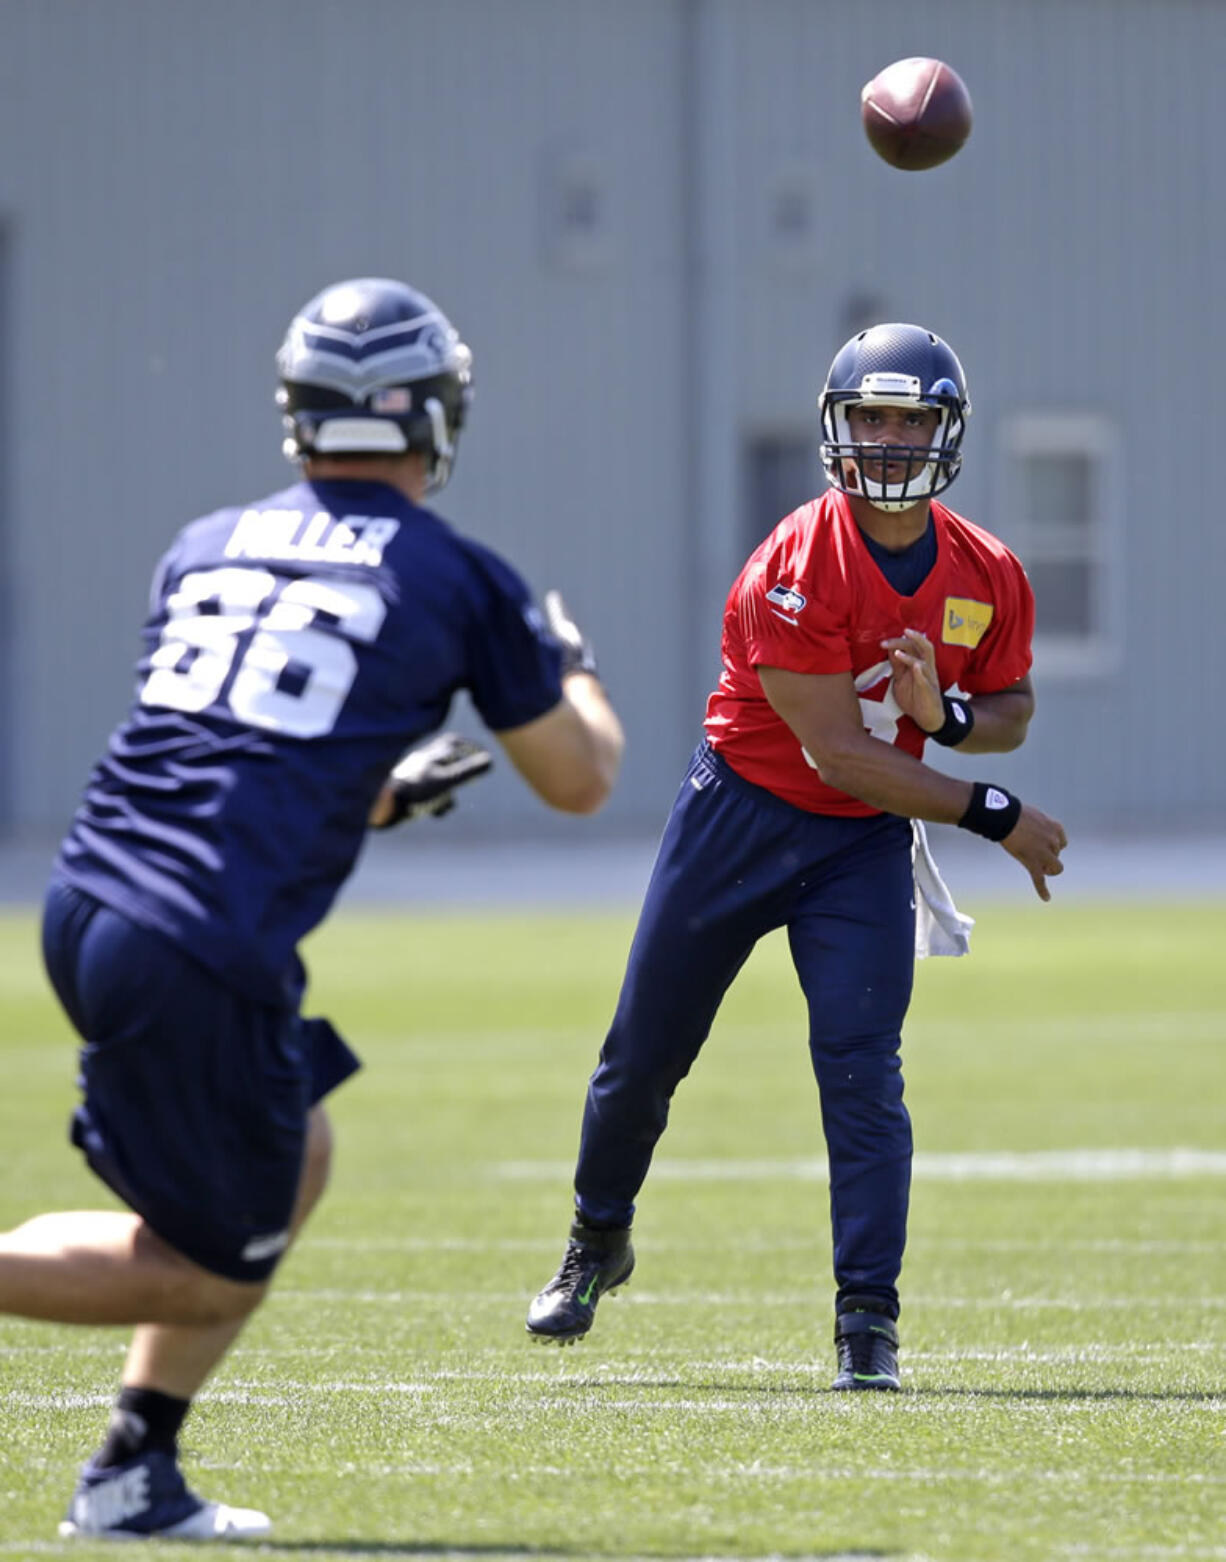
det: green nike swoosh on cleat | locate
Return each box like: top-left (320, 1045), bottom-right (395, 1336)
top-left (577, 1275), bottom-right (600, 1306)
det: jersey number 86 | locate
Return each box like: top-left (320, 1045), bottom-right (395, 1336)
top-left (140, 566), bottom-right (386, 739)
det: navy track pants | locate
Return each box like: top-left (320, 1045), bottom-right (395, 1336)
top-left (575, 742), bottom-right (916, 1308)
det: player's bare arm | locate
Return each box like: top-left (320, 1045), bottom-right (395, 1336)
top-left (494, 589), bottom-right (624, 813)
top-left (884, 628), bottom-right (1035, 753)
top-left (497, 686), bottom-right (624, 815)
top-left (757, 663), bottom-right (1067, 899)
top-left (946, 677), bottom-right (1034, 753)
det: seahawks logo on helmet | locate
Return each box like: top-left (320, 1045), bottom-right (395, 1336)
top-left (818, 323), bottom-right (971, 514)
top-left (276, 277), bottom-right (474, 493)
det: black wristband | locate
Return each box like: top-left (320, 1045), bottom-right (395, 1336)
top-left (957, 781), bottom-right (1022, 842)
top-left (927, 695), bottom-right (975, 748)
top-left (558, 638), bottom-right (599, 680)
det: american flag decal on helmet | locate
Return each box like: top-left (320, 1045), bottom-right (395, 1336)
top-left (371, 386), bottom-right (413, 413)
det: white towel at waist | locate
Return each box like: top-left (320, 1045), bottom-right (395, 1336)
top-left (912, 819), bottom-right (974, 958)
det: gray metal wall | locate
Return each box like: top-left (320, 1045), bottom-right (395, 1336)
top-left (697, 0), bottom-right (1226, 834)
top-left (0, 0), bottom-right (1222, 842)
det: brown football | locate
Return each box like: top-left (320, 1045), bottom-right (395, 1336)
top-left (860, 57), bottom-right (972, 171)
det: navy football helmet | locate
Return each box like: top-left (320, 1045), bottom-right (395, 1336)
top-left (819, 323), bottom-right (970, 512)
top-left (276, 278), bottom-right (473, 492)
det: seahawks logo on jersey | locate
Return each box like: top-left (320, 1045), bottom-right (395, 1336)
top-left (766, 582), bottom-right (807, 614)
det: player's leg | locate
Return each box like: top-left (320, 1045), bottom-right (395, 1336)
top-left (118, 1102), bottom-right (334, 1399)
top-left (0, 1212), bottom-right (267, 1326)
top-left (37, 884), bottom-right (357, 1540)
top-left (4, 886), bottom-right (281, 1329)
top-left (0, 1031), bottom-right (336, 1334)
top-left (528, 746), bottom-right (792, 1341)
top-left (67, 1102), bottom-right (337, 1542)
top-left (787, 812), bottom-right (915, 1389)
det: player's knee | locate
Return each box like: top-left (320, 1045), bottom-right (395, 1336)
top-left (596, 1052), bottom-right (687, 1113)
top-left (135, 1223), bottom-right (270, 1325)
top-left (306, 1105), bottom-right (334, 1187)
top-left (189, 1272), bottom-right (269, 1326)
top-left (292, 1106), bottom-right (333, 1233)
top-left (148, 1261), bottom-right (268, 1327)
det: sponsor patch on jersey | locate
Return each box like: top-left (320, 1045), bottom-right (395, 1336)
top-left (942, 597), bottom-right (993, 648)
top-left (766, 582), bottom-right (807, 615)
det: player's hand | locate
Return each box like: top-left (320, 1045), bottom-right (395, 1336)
top-left (368, 732), bottom-right (493, 829)
top-left (1001, 804), bottom-right (1068, 901)
top-left (882, 628), bottom-right (944, 732)
top-left (543, 590), bottom-right (599, 679)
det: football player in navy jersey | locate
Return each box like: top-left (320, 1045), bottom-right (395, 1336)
top-left (527, 324), bottom-right (1066, 1391)
top-left (2, 277), bottom-right (623, 1541)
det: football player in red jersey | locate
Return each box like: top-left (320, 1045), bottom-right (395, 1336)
top-left (528, 323), bottom-right (1066, 1390)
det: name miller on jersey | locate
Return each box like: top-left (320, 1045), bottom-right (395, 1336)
top-left (224, 508), bottom-right (401, 568)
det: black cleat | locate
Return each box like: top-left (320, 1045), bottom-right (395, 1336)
top-left (832, 1308), bottom-right (901, 1391)
top-left (526, 1220), bottom-right (634, 1343)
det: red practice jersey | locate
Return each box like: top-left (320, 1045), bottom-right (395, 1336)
top-left (704, 490), bottom-right (1034, 815)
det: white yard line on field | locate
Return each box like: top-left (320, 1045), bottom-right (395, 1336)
top-left (300, 1233), bottom-right (1220, 1255)
top-left (0, 1548), bottom-right (917, 1562)
top-left (0, 1548), bottom-right (912, 1562)
top-left (494, 1148), bottom-right (1226, 1181)
top-left (153, 1453), bottom-right (1226, 1489)
top-left (924, 1237), bottom-right (1222, 1252)
top-left (8, 1378), bottom-right (1220, 1416)
top-left (0, 1380), bottom-right (433, 1412)
top-left (269, 1286), bottom-right (1226, 1311)
top-left (0, 1391), bottom-right (112, 1409)
top-left (1061, 1549), bottom-right (1226, 1561)
top-left (306, 1236), bottom-right (557, 1251)
top-left (222, 1346), bottom-right (1219, 1375)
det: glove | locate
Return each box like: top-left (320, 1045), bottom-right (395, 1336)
top-left (543, 589), bottom-right (599, 678)
top-left (372, 732), bottom-right (493, 829)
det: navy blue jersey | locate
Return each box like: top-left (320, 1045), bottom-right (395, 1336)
top-left (56, 479), bottom-right (564, 1005)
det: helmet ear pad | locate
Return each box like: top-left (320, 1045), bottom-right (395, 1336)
top-left (278, 369), bottom-right (471, 476)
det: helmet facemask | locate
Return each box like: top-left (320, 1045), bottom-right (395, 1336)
top-left (818, 325), bottom-right (972, 513)
top-left (821, 377), bottom-right (966, 513)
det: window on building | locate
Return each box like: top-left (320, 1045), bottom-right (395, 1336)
top-left (742, 434), bottom-right (819, 560)
top-left (997, 413), bottom-right (1122, 676)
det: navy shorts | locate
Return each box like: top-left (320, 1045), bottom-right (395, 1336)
top-left (41, 879), bottom-right (361, 1282)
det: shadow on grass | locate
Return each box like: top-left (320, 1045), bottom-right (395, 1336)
top-left (245, 1549), bottom-right (567, 1559)
top-left (249, 1548), bottom-right (897, 1560)
top-left (526, 1375), bottom-right (1223, 1405)
top-left (926, 1385), bottom-right (1224, 1403)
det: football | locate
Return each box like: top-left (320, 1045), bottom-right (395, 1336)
top-left (860, 57), bottom-right (973, 171)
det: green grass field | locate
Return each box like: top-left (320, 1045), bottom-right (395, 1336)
top-left (0, 898), bottom-right (1223, 1560)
